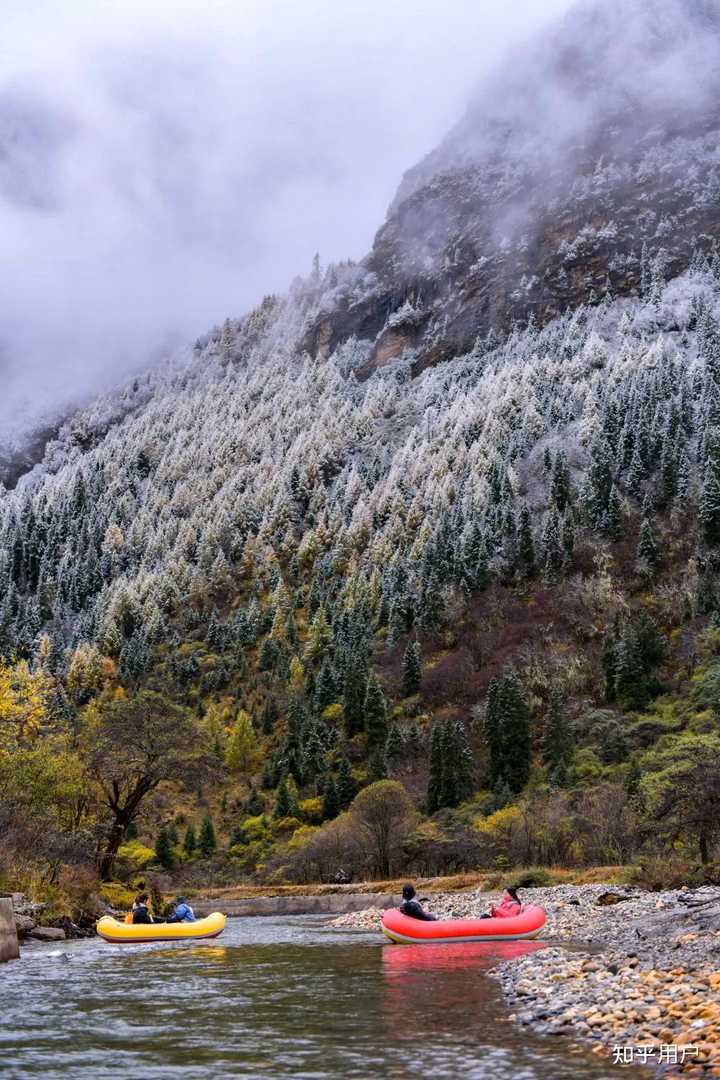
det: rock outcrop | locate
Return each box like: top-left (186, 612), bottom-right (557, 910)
top-left (305, 0), bottom-right (720, 377)
top-left (0, 897), bottom-right (20, 962)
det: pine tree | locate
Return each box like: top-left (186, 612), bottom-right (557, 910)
top-left (322, 774), bottom-right (340, 820)
top-left (199, 814), bottom-right (217, 857)
top-left (155, 826), bottom-right (175, 869)
top-left (183, 822), bottom-right (197, 856)
top-left (261, 695), bottom-right (278, 736)
top-left (364, 671), bottom-right (388, 751)
top-left (314, 658), bottom-right (338, 715)
top-left (427, 722), bottom-right (443, 814)
top-left (336, 755), bottom-right (356, 809)
top-left (606, 485), bottom-right (624, 541)
top-left (540, 688), bottom-right (571, 784)
top-left (401, 640), bottom-right (422, 697)
top-left (343, 661), bottom-right (367, 738)
top-left (700, 457), bottom-right (720, 546)
top-left (484, 670), bottom-right (531, 793)
top-left (274, 776), bottom-right (299, 819)
top-left (636, 517), bottom-right (660, 577)
top-left (550, 450), bottom-right (571, 512)
top-left (384, 723), bottom-right (403, 766)
top-left (517, 505), bottom-right (536, 577)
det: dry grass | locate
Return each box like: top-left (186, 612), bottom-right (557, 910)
top-left (193, 865), bottom-right (628, 900)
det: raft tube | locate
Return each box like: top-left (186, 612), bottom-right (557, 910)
top-left (381, 904), bottom-right (545, 945)
top-left (96, 912), bottom-right (226, 944)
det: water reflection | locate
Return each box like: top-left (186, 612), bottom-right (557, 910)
top-left (1, 917), bottom-right (646, 1080)
top-left (382, 940), bottom-right (547, 974)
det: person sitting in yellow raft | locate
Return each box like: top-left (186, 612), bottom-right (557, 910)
top-left (131, 892), bottom-right (153, 924)
top-left (167, 897), bottom-right (196, 923)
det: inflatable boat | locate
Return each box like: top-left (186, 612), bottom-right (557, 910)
top-left (96, 911), bottom-right (226, 944)
top-left (381, 905), bottom-right (545, 945)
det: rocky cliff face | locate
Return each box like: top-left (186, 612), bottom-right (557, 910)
top-left (304, 0), bottom-right (720, 375)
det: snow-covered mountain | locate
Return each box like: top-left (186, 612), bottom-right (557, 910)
top-left (304, 0), bottom-right (720, 373)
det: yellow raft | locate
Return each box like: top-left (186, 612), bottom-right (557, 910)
top-left (96, 911), bottom-right (226, 943)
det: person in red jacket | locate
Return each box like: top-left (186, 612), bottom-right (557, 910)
top-left (480, 886), bottom-right (522, 919)
top-left (491, 886), bottom-right (522, 917)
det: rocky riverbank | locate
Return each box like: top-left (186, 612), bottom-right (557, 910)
top-left (331, 883), bottom-right (720, 1076)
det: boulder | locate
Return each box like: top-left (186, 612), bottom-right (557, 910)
top-left (596, 892), bottom-right (631, 906)
top-left (29, 926), bottom-right (66, 942)
top-left (14, 914), bottom-right (36, 937)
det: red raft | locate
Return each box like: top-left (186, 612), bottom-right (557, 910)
top-left (381, 904), bottom-right (546, 945)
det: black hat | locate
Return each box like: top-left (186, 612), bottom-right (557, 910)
top-left (402, 884), bottom-right (415, 900)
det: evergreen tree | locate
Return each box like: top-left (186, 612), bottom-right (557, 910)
top-left (636, 517), bottom-right (660, 577)
top-left (199, 814), bottom-right (217, 857)
top-left (321, 774), bottom-right (340, 820)
top-left (484, 669), bottom-right (531, 793)
top-left (183, 822), bottom-right (197, 856)
top-left (364, 671), bottom-right (388, 752)
top-left (605, 485), bottom-right (624, 541)
top-left (401, 640), bottom-right (422, 697)
top-left (384, 723), bottom-right (403, 766)
top-left (336, 755), bottom-right (356, 809)
top-left (700, 456), bottom-right (720, 546)
top-left (314, 658), bottom-right (338, 715)
top-left (274, 776), bottom-right (299, 819)
top-left (517, 505), bottom-right (536, 577)
top-left (540, 688), bottom-right (571, 784)
top-left (343, 661), bottom-right (367, 738)
top-left (261, 695), bottom-right (278, 736)
top-left (427, 722), bottom-right (443, 814)
top-left (155, 826), bottom-right (175, 869)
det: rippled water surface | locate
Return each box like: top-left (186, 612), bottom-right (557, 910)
top-left (1, 916), bottom-right (643, 1079)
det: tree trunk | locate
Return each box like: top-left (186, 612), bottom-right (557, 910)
top-left (699, 828), bottom-right (710, 865)
top-left (98, 815), bottom-right (130, 881)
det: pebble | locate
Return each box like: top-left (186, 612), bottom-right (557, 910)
top-left (332, 883), bottom-right (720, 1077)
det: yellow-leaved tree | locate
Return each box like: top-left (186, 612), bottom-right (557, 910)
top-left (0, 658), bottom-right (52, 747)
top-left (224, 709), bottom-right (258, 774)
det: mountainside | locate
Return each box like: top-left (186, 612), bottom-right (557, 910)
top-left (3, 0), bottom-right (720, 902)
top-left (305, 0), bottom-right (720, 375)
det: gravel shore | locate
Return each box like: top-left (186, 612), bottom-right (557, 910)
top-left (331, 883), bottom-right (720, 1076)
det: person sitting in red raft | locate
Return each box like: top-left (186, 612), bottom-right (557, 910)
top-left (480, 885), bottom-right (522, 919)
top-left (399, 884), bottom-right (437, 921)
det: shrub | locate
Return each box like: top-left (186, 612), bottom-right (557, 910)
top-left (117, 840), bottom-right (156, 870)
top-left (512, 867), bottom-right (553, 888)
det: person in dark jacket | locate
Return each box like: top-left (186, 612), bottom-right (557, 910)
top-left (132, 892), bottom-right (153, 924)
top-left (399, 884), bottom-right (436, 921)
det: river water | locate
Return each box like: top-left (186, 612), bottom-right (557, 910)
top-left (1, 916), bottom-right (642, 1079)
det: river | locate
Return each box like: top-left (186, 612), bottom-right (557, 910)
top-left (1, 916), bottom-right (644, 1078)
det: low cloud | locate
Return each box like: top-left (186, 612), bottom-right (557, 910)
top-left (0, 0), bottom-right (572, 429)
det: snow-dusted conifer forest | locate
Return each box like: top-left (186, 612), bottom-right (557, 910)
top-left (3, 0), bottom-right (720, 900)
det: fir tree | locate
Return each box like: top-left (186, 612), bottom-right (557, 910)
top-left (274, 776), bottom-right (299, 819)
top-left (517, 505), bottom-right (536, 577)
top-left (343, 661), bottom-right (367, 738)
top-left (183, 822), bottom-right (197, 856)
top-left (484, 669), bottom-right (531, 794)
top-left (336, 755), bottom-right (356, 809)
top-left (700, 456), bottom-right (720, 546)
top-left (540, 688), bottom-right (571, 784)
top-left (636, 517), bottom-right (660, 577)
top-left (401, 640), bottom-right (422, 697)
top-left (364, 671), bottom-right (388, 752)
top-left (199, 814), bottom-right (217, 857)
top-left (322, 774), bottom-right (340, 820)
top-left (155, 826), bottom-right (174, 869)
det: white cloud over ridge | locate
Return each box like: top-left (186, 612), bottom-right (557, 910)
top-left (0, 0), bottom-right (572, 430)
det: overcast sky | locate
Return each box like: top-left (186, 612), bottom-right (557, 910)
top-left (0, 0), bottom-right (573, 428)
